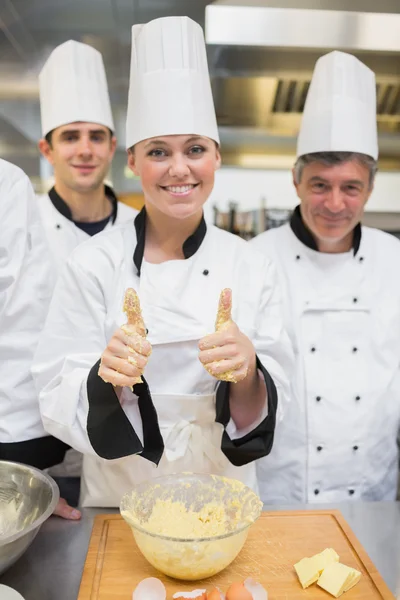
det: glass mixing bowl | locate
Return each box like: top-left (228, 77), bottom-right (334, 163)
top-left (120, 473), bottom-right (262, 581)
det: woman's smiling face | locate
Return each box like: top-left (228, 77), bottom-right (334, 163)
top-left (128, 134), bottom-right (221, 220)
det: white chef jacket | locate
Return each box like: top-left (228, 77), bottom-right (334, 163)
top-left (0, 159), bottom-right (54, 443)
top-left (34, 186), bottom-right (136, 475)
top-left (251, 214), bottom-right (400, 503)
top-left (32, 210), bottom-right (293, 507)
top-left (36, 187), bottom-right (137, 275)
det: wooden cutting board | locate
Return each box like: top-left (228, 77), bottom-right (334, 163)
top-left (77, 510), bottom-right (394, 599)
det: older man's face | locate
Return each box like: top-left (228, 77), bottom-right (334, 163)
top-left (293, 160), bottom-right (373, 252)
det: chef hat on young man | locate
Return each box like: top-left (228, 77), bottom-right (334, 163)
top-left (39, 40), bottom-right (114, 138)
top-left (297, 50), bottom-right (378, 159)
top-left (125, 16), bottom-right (219, 149)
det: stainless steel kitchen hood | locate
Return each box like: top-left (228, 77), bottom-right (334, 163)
top-left (206, 2), bottom-right (400, 52)
top-left (205, 1), bottom-right (400, 169)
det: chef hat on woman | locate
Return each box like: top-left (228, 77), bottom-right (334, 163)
top-left (125, 16), bottom-right (219, 148)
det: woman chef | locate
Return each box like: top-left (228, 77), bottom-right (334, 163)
top-left (32, 16), bottom-right (293, 507)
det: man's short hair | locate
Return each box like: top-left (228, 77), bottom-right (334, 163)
top-left (294, 152), bottom-right (378, 189)
top-left (45, 131), bottom-right (53, 146)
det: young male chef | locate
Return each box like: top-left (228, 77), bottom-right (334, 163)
top-left (35, 40), bottom-right (136, 503)
top-left (32, 16), bottom-right (293, 507)
top-left (37, 40), bottom-right (136, 273)
top-left (252, 51), bottom-right (400, 503)
top-left (0, 159), bottom-right (80, 519)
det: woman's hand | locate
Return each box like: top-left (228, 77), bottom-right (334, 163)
top-left (198, 289), bottom-right (256, 384)
top-left (98, 288), bottom-right (151, 389)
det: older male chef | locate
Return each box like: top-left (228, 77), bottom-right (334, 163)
top-left (0, 159), bottom-right (80, 519)
top-left (252, 51), bottom-right (400, 503)
top-left (37, 40), bottom-right (136, 273)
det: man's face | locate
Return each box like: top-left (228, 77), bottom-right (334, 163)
top-left (39, 122), bottom-right (117, 194)
top-left (294, 160), bottom-right (373, 249)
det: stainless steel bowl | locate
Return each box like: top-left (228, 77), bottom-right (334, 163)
top-left (0, 460), bottom-right (59, 575)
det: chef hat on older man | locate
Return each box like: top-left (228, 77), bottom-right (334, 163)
top-left (39, 40), bottom-right (114, 137)
top-left (125, 16), bottom-right (219, 149)
top-left (297, 50), bottom-right (378, 159)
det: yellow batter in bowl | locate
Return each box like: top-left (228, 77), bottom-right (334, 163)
top-left (120, 473), bottom-right (262, 580)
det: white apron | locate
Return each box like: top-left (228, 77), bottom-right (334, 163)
top-left (80, 392), bottom-right (257, 506)
top-left (252, 224), bottom-right (400, 503)
top-left (80, 232), bottom-right (260, 506)
top-left (33, 222), bottom-right (292, 507)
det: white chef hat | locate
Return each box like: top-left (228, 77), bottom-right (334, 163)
top-left (297, 50), bottom-right (378, 160)
top-left (126, 16), bottom-right (219, 149)
top-left (39, 40), bottom-right (114, 137)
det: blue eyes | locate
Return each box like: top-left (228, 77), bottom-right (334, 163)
top-left (147, 146), bottom-right (206, 158)
top-left (148, 149), bottom-right (166, 157)
top-left (190, 145), bottom-right (205, 154)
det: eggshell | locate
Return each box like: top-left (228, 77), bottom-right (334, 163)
top-left (225, 581), bottom-right (252, 600)
top-left (133, 577), bottom-right (167, 600)
top-left (173, 591), bottom-right (207, 599)
top-left (0, 586), bottom-right (25, 600)
top-left (207, 587), bottom-right (225, 600)
top-left (243, 578), bottom-right (268, 600)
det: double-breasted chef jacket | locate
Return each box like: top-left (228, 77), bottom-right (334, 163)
top-left (36, 185), bottom-right (136, 275)
top-left (0, 159), bottom-right (70, 467)
top-left (33, 208), bottom-right (293, 507)
top-left (1, 184), bottom-right (134, 469)
top-left (252, 206), bottom-right (400, 504)
top-left (35, 186), bottom-right (134, 476)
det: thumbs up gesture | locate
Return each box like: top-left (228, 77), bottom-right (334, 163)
top-left (99, 288), bottom-right (152, 389)
top-left (198, 289), bottom-right (255, 384)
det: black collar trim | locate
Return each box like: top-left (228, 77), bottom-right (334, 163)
top-left (290, 205), bottom-right (362, 256)
top-left (48, 184), bottom-right (119, 225)
top-left (133, 207), bottom-right (207, 276)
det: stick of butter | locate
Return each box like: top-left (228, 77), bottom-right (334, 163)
top-left (313, 548), bottom-right (340, 573)
top-left (294, 548), bottom-right (339, 588)
top-left (293, 557), bottom-right (320, 588)
top-left (317, 562), bottom-right (362, 597)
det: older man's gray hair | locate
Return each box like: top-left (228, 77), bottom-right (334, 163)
top-left (294, 152), bottom-right (378, 190)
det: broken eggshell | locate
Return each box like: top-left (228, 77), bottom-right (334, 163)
top-left (173, 590), bottom-right (224, 600)
top-left (173, 591), bottom-right (207, 599)
top-left (132, 577), bottom-right (266, 600)
top-left (225, 582), bottom-right (252, 600)
top-left (206, 587), bottom-right (225, 600)
top-left (225, 578), bottom-right (268, 600)
top-left (132, 577), bottom-right (166, 600)
top-left (243, 579), bottom-right (268, 600)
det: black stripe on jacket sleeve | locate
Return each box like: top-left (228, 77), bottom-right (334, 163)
top-left (215, 356), bottom-right (278, 467)
top-left (87, 359), bottom-right (164, 463)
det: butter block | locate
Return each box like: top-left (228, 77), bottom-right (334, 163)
top-left (294, 548), bottom-right (339, 589)
top-left (294, 557), bottom-right (320, 588)
top-left (313, 548), bottom-right (340, 574)
top-left (343, 568), bottom-right (362, 593)
top-left (317, 562), bottom-right (361, 598)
